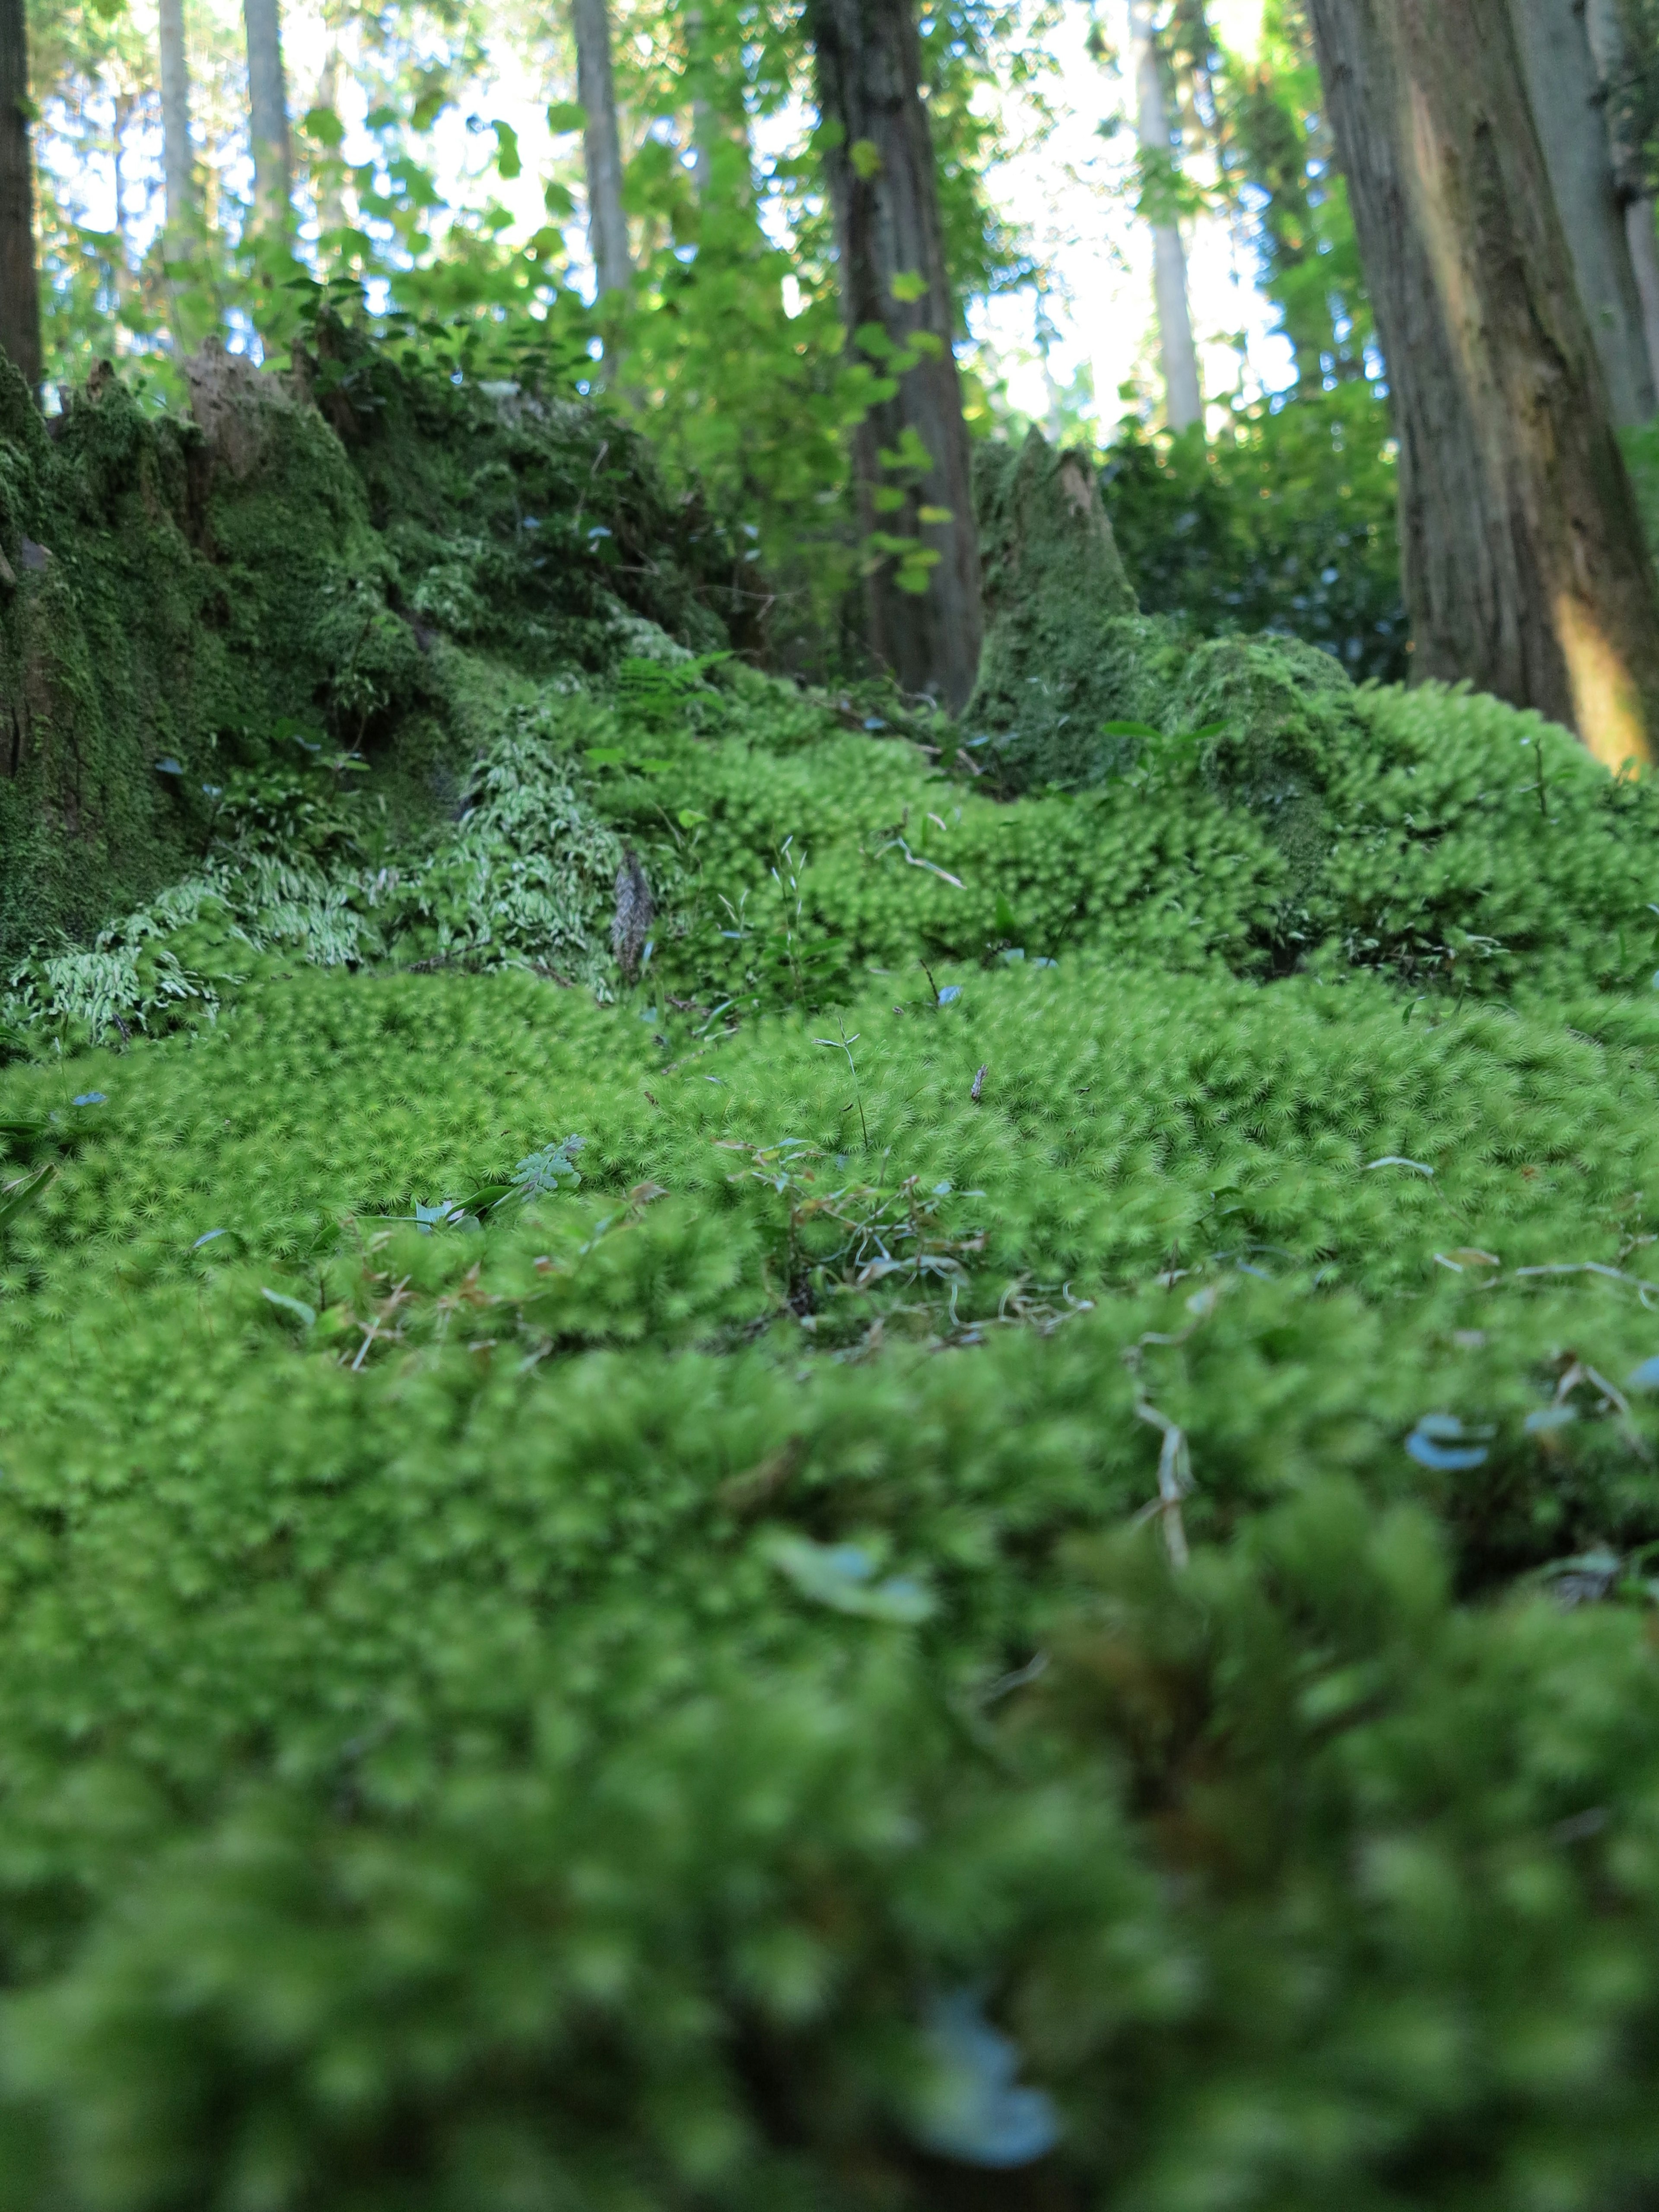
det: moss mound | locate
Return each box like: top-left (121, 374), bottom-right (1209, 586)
top-left (7, 362), bottom-right (1659, 2207)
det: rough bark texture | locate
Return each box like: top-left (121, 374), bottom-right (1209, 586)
top-left (1307, 0), bottom-right (1659, 771)
top-left (241, 0), bottom-right (291, 231)
top-left (1128, 0), bottom-right (1203, 432)
top-left (1508, 0), bottom-right (1655, 424)
top-left (807, 0), bottom-right (982, 709)
top-left (574, 0), bottom-right (632, 299)
top-left (159, 0), bottom-right (196, 249)
top-left (1585, 0), bottom-right (1659, 397)
top-left (0, 0), bottom-right (40, 397)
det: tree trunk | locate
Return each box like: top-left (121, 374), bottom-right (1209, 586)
top-left (684, 7), bottom-right (717, 202)
top-left (0, 0), bottom-right (40, 397)
top-left (159, 0), bottom-right (197, 251)
top-left (110, 92), bottom-right (136, 314)
top-left (807, 0), bottom-right (983, 710)
top-left (1508, 0), bottom-right (1655, 424)
top-left (1584, 0), bottom-right (1659, 400)
top-left (242, 0), bottom-right (291, 233)
top-left (1128, 0), bottom-right (1203, 432)
top-left (313, 41), bottom-right (348, 236)
top-left (574, 0), bottom-right (632, 299)
top-left (1306, 0), bottom-right (1659, 772)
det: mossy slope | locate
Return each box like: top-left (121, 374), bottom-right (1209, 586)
top-left (6, 363), bottom-right (1659, 2208)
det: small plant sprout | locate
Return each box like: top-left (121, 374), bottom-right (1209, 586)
top-left (815, 1019), bottom-right (869, 1149)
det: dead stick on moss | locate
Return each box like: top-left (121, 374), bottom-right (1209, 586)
top-left (1132, 1399), bottom-right (1192, 1570)
top-left (970, 1064), bottom-right (988, 1103)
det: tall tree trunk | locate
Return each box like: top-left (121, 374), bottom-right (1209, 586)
top-left (110, 92), bottom-right (136, 315)
top-left (159, 0), bottom-right (197, 252)
top-left (312, 41), bottom-right (348, 236)
top-left (1508, 0), bottom-right (1655, 424)
top-left (807, 0), bottom-right (983, 710)
top-left (573, 0), bottom-right (631, 299)
top-left (0, 0), bottom-right (40, 396)
top-left (684, 7), bottom-right (718, 202)
top-left (242, 0), bottom-right (291, 233)
top-left (1233, 60), bottom-right (1342, 389)
top-left (1128, 0), bottom-right (1203, 432)
top-left (1306, 0), bottom-right (1659, 772)
top-left (1584, 0), bottom-right (1659, 400)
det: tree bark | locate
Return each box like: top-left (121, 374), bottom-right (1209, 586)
top-left (1306, 0), bottom-right (1659, 771)
top-left (159, 0), bottom-right (197, 251)
top-left (1508, 0), bottom-right (1655, 424)
top-left (0, 0), bottom-right (40, 397)
top-left (807, 0), bottom-right (983, 710)
top-left (573, 0), bottom-right (632, 299)
top-left (242, 0), bottom-right (291, 233)
top-left (1128, 0), bottom-right (1203, 432)
top-left (1584, 0), bottom-right (1659, 400)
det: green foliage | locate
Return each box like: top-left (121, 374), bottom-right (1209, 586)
top-left (1210, 0), bottom-right (1375, 387)
top-left (1103, 380), bottom-right (1406, 683)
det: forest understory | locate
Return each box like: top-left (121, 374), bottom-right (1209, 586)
top-left (3, 331), bottom-right (1659, 2207)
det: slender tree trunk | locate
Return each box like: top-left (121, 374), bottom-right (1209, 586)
top-left (1584, 0), bottom-right (1659, 400)
top-left (312, 42), bottom-right (348, 236)
top-left (110, 92), bottom-right (136, 314)
top-left (1508, 0), bottom-right (1655, 424)
top-left (0, 0), bottom-right (40, 395)
top-left (242, 0), bottom-right (292, 233)
top-left (573, 0), bottom-right (631, 298)
top-left (684, 10), bottom-right (754, 220)
top-left (1128, 0), bottom-right (1203, 432)
top-left (807, 0), bottom-right (982, 709)
top-left (1306, 0), bottom-right (1659, 772)
top-left (159, 0), bottom-right (196, 252)
top-left (684, 7), bottom-right (717, 201)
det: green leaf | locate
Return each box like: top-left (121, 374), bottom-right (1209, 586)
top-left (849, 138), bottom-right (884, 180)
top-left (890, 269), bottom-right (928, 302)
top-left (491, 120), bottom-right (522, 179)
top-left (546, 100), bottom-right (588, 134)
top-left (302, 106), bottom-right (345, 148)
top-left (260, 1287), bottom-right (317, 1329)
top-left (0, 1163), bottom-right (54, 1237)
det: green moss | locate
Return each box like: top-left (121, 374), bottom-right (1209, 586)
top-left (12, 358), bottom-right (1659, 2206)
top-left (7, 951), bottom-right (1659, 2202)
top-left (0, 342), bottom-right (734, 968)
top-left (966, 426), bottom-right (1166, 785)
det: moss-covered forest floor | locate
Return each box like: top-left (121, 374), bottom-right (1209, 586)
top-left (6, 346), bottom-right (1659, 2206)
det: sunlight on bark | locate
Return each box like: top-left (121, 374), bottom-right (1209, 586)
top-left (1554, 590), bottom-right (1654, 769)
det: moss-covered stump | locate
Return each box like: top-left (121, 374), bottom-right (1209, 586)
top-left (0, 339), bottom-right (736, 966)
top-left (966, 429), bottom-right (1370, 884)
